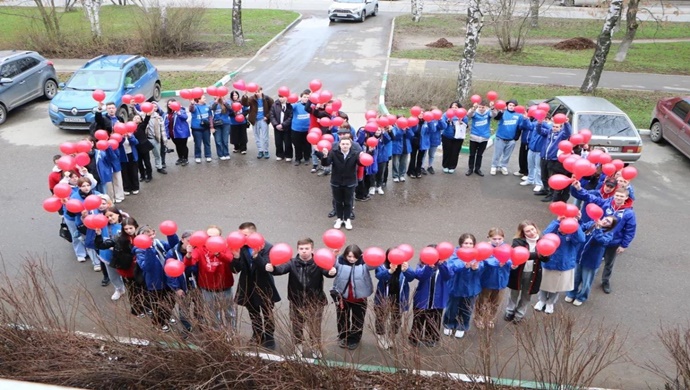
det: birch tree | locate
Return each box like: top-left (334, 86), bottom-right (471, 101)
top-left (580, 0), bottom-right (623, 93)
top-left (457, 0), bottom-right (483, 102)
top-left (530, 0), bottom-right (539, 28)
top-left (82, 0), bottom-right (103, 39)
top-left (411, 0), bottom-right (424, 22)
top-left (33, 0), bottom-right (61, 38)
top-left (232, 0), bottom-right (244, 46)
top-left (614, 0), bottom-right (640, 62)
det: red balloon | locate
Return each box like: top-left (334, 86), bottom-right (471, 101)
top-left (217, 86), bottom-right (229, 97)
top-left (53, 183), bottom-right (72, 199)
top-left (553, 113), bottom-right (568, 124)
top-left (269, 243), bottom-right (293, 266)
top-left (231, 102), bottom-right (243, 112)
top-left (563, 155), bottom-right (579, 173)
top-left (445, 109), bottom-right (456, 119)
top-left (277, 86), bottom-right (290, 97)
top-left (189, 231), bottom-right (209, 247)
top-left (376, 116), bottom-right (389, 127)
top-left (122, 94), bottom-right (133, 104)
top-left (319, 90), bottom-right (332, 104)
top-left (621, 166), bottom-right (637, 181)
top-left (431, 109), bottom-right (443, 120)
top-left (537, 102), bottom-right (550, 112)
top-left (92, 89), bottom-right (106, 102)
top-left (314, 248), bottom-right (335, 270)
top-left (43, 197), bottom-right (63, 213)
top-left (332, 99), bottom-right (343, 112)
top-left (309, 79), bottom-right (322, 92)
top-left (395, 117), bottom-right (409, 129)
top-left (536, 238), bottom-right (558, 256)
top-left (94, 130), bottom-right (109, 141)
top-left (363, 247), bottom-right (386, 267)
top-left (486, 91), bottom-right (498, 102)
top-left (388, 248), bottom-right (407, 266)
top-left (586, 149), bottom-right (603, 164)
top-left (579, 129), bottom-right (593, 144)
top-left (527, 105), bottom-right (538, 118)
top-left (232, 79), bottom-right (246, 91)
top-left (420, 247), bottom-right (440, 265)
top-left (134, 94), bottom-right (146, 104)
top-left (455, 108), bottom-right (467, 119)
top-left (543, 233), bottom-right (561, 247)
top-left (511, 246), bottom-right (530, 266)
top-left (548, 174), bottom-right (573, 191)
top-left (57, 155), bottom-right (76, 171)
top-left (191, 87), bottom-right (204, 99)
top-left (423, 111), bottom-right (434, 122)
top-left (140, 102), bottom-right (154, 114)
top-left (611, 159), bottom-right (625, 172)
top-left (110, 133), bottom-right (123, 143)
top-left (317, 140), bottom-right (332, 152)
top-left (75, 152), bottom-right (90, 167)
top-left (558, 140), bottom-right (574, 154)
top-left (436, 242), bottom-right (454, 260)
top-left (601, 163), bottom-right (617, 177)
top-left (332, 117), bottom-right (344, 127)
top-left (307, 132), bottom-right (321, 145)
top-left (322, 229), bottom-right (346, 249)
top-left (83, 194), bottom-right (102, 211)
top-left (494, 100), bottom-right (506, 110)
top-left (309, 93), bottom-right (321, 104)
top-left (206, 86), bottom-right (218, 97)
top-left (359, 153), bottom-right (374, 167)
top-left (91, 214), bottom-right (108, 229)
top-left (514, 105), bottom-right (526, 114)
top-left (245, 83), bottom-right (258, 93)
top-left (113, 122), bottom-right (127, 135)
top-left (493, 244), bottom-right (512, 264)
top-left (570, 134), bottom-right (584, 145)
top-left (456, 247), bottom-right (478, 262)
top-left (66, 199), bottom-right (84, 213)
top-left (206, 236), bottom-right (227, 253)
top-left (179, 89), bottom-right (191, 100)
top-left (76, 140), bottom-right (92, 153)
top-left (319, 117), bottom-right (332, 127)
top-left (363, 110), bottom-right (376, 121)
top-left (159, 220), bottom-right (178, 236)
top-left (366, 137), bottom-right (379, 148)
top-left (558, 152), bottom-right (571, 163)
top-left (410, 106), bottom-right (422, 117)
top-left (365, 121), bottom-right (378, 133)
top-left (397, 244), bottom-right (415, 261)
top-left (598, 153), bottom-right (612, 165)
top-left (246, 232), bottom-right (265, 250)
top-left (59, 142), bottom-right (76, 155)
top-left (164, 259), bottom-right (185, 278)
top-left (573, 158), bottom-right (594, 179)
top-left (475, 242), bottom-right (494, 261)
top-left (169, 101), bottom-right (181, 112)
top-left (564, 203), bottom-right (580, 218)
top-left (533, 109), bottom-right (547, 121)
top-left (96, 140), bottom-right (109, 151)
top-left (586, 203), bottom-right (604, 220)
top-left (235, 114), bottom-right (245, 123)
top-left (470, 95), bottom-right (482, 104)
top-left (559, 218), bottom-right (580, 234)
top-left (108, 139), bottom-right (119, 150)
top-left (133, 234), bottom-right (153, 249)
top-left (226, 231), bottom-right (247, 250)
top-left (407, 116), bottom-right (419, 127)
top-left (549, 201), bottom-right (568, 216)
top-left (310, 127), bottom-right (323, 138)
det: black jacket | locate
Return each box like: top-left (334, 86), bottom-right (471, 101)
top-left (232, 243), bottom-right (280, 307)
top-left (92, 110), bottom-right (125, 135)
top-left (272, 256), bottom-right (334, 307)
top-left (268, 100), bottom-right (293, 131)
top-left (320, 149), bottom-right (360, 187)
top-left (508, 238), bottom-right (550, 295)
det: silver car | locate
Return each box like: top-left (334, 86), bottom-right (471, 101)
top-left (0, 50), bottom-right (58, 125)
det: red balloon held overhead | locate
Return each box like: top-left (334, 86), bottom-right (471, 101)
top-left (179, 89), bottom-right (191, 100)
top-left (486, 91), bottom-right (498, 101)
top-left (558, 152), bottom-right (571, 163)
top-left (76, 140), bottom-right (92, 153)
top-left (570, 133), bottom-right (584, 146)
top-left (108, 139), bottom-right (119, 150)
top-left (76, 152), bottom-right (92, 168)
top-left (579, 129), bottom-right (592, 144)
top-left (314, 248), bottom-right (336, 270)
top-left (83, 194), bottom-right (102, 211)
top-left (494, 100), bottom-right (506, 110)
top-left (410, 106), bottom-right (422, 117)
top-left (43, 197), bottom-right (63, 213)
top-left (245, 83), bottom-right (258, 93)
top-left (365, 121), bottom-right (378, 132)
top-left (140, 102), bottom-right (154, 114)
top-left (322, 229), bottom-right (346, 249)
top-left (325, 104), bottom-right (334, 114)
top-left (420, 247), bottom-right (440, 265)
top-left (232, 79), bottom-right (246, 91)
top-left (159, 220), bottom-right (178, 236)
top-left (407, 116), bottom-right (419, 127)
top-left (527, 105), bottom-right (538, 118)
top-left (559, 140), bottom-right (574, 154)
top-left (359, 153), bottom-right (373, 167)
top-left (319, 90), bottom-right (332, 104)
top-left (621, 166), bottom-right (637, 181)
top-left (611, 159), bottom-right (625, 172)
top-left (189, 230), bottom-right (209, 247)
top-left (586, 203), bottom-right (604, 220)
top-left (278, 86), bottom-right (290, 97)
top-left (92, 89), bottom-right (106, 102)
top-left (563, 155), bottom-right (580, 173)
top-left (53, 183), bottom-right (71, 199)
top-left (436, 242), bottom-right (455, 260)
top-left (431, 109), bottom-right (443, 120)
top-left (94, 130), bottom-right (109, 141)
top-left (456, 247), bottom-right (478, 262)
top-left (475, 242), bottom-right (493, 260)
top-left (446, 109), bottom-right (456, 119)
top-left (397, 244), bottom-right (414, 261)
top-left (533, 110), bottom-right (547, 121)
top-left (57, 155), bottom-right (76, 171)
top-left (536, 238), bottom-right (558, 256)
top-left (164, 259), bottom-right (185, 278)
top-left (537, 102), bottom-right (550, 112)
top-left (191, 87), bottom-right (204, 99)
top-left (133, 234), bottom-right (153, 249)
top-left (586, 149), bottom-right (603, 164)
top-left (332, 99), bottom-right (342, 112)
top-left (396, 117), bottom-right (409, 129)
top-left (470, 95), bottom-right (482, 104)
top-left (269, 243), bottom-right (293, 266)
top-left (226, 231), bottom-right (247, 250)
top-left (82, 215), bottom-right (96, 229)
top-left (134, 94), bottom-right (146, 104)
top-left (366, 137), bottom-right (379, 148)
top-left (217, 86), bottom-right (229, 97)
top-left (559, 218), bottom-right (580, 234)
top-left (307, 132), bottom-right (321, 145)
top-left (388, 248), bottom-right (407, 265)
top-left (169, 101), bottom-right (181, 112)
top-left (376, 116), bottom-right (389, 127)
top-left (110, 133), bottom-right (123, 143)
top-left (125, 121), bottom-right (137, 133)
top-left (309, 79), bottom-right (322, 92)
top-left (542, 233), bottom-right (561, 247)
top-left (235, 114), bottom-right (245, 123)
top-left (511, 246), bottom-right (530, 266)
top-left (514, 105), bottom-right (526, 114)
top-left (364, 110), bottom-right (377, 120)
top-left (423, 111), bottom-right (434, 122)
top-left (317, 140), bottom-right (332, 152)
top-left (246, 232), bottom-right (265, 250)
top-left (564, 203), bottom-right (580, 218)
top-left (309, 92), bottom-right (320, 104)
top-left (573, 158), bottom-right (595, 179)
top-left (455, 108), bottom-right (467, 119)
top-left (122, 94), bottom-right (133, 104)
top-left (549, 201), bottom-right (568, 216)
top-left (94, 139), bottom-right (108, 151)
top-left (206, 86), bottom-right (218, 96)
top-left (319, 117), bottom-right (332, 127)
top-left (206, 236), bottom-right (227, 253)
top-left (493, 244), bottom-right (512, 264)
top-left (59, 142), bottom-right (76, 155)
top-left (552, 113), bottom-right (568, 124)
top-left (332, 116), bottom-right (344, 127)
top-left (113, 122), bottom-right (127, 135)
top-left (363, 247), bottom-right (386, 267)
top-left (548, 174), bottom-right (573, 191)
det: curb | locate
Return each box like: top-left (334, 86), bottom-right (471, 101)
top-left (159, 13), bottom-right (303, 98)
top-left (639, 129), bottom-right (650, 135)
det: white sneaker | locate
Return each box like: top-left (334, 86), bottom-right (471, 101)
top-left (513, 171), bottom-right (523, 176)
top-left (286, 158), bottom-right (292, 162)
top-left (161, 325), bottom-right (171, 333)
top-left (393, 177), bottom-right (400, 183)
top-left (533, 185), bottom-right (543, 192)
top-left (124, 191), bottom-right (131, 196)
top-left (368, 187), bottom-right (375, 196)
top-left (564, 296), bottom-right (574, 303)
top-left (344, 219), bottom-right (353, 230)
top-left (544, 304), bottom-right (554, 314)
top-left (334, 219), bottom-right (343, 229)
top-left (206, 157), bottom-right (212, 162)
top-left (312, 350), bottom-right (323, 359)
top-left (376, 187), bottom-right (384, 195)
top-left (77, 257), bottom-right (87, 262)
top-left (521, 175), bottom-right (529, 181)
top-left (94, 264), bottom-right (101, 272)
top-left (295, 343), bottom-right (303, 358)
top-left (132, 190), bottom-right (139, 195)
top-left (501, 167), bottom-right (509, 175)
top-left (377, 335), bottom-right (390, 350)
top-left (195, 158), bottom-right (201, 163)
top-left (520, 180), bottom-right (532, 186)
top-left (490, 167), bottom-right (497, 175)
top-left (534, 301), bottom-right (545, 311)
top-left (276, 157), bottom-right (283, 161)
top-left (111, 289), bottom-right (124, 301)
top-left (443, 328), bottom-right (453, 336)
top-left (400, 177), bottom-right (406, 182)
top-left (454, 330), bottom-right (465, 338)
top-left (573, 299), bottom-right (583, 306)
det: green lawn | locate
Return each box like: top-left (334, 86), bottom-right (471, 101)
top-left (58, 71), bottom-right (227, 92)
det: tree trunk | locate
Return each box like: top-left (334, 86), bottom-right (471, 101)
top-left (614, 0), bottom-right (639, 62)
top-left (33, 0), bottom-right (61, 37)
top-left (232, 0), bottom-right (244, 46)
top-left (530, 0), bottom-right (539, 28)
top-left (457, 0), bottom-right (483, 103)
top-left (411, 0), bottom-right (424, 22)
top-left (580, 0), bottom-right (623, 93)
top-left (81, 0), bottom-right (102, 39)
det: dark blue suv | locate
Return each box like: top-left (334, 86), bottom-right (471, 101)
top-left (49, 55), bottom-right (161, 130)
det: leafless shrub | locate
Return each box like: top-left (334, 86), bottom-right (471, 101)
top-left (645, 324), bottom-right (690, 390)
top-left (482, 0), bottom-right (548, 52)
top-left (133, 0), bottom-right (208, 55)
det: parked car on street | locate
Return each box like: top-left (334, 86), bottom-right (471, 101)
top-left (49, 54), bottom-right (161, 131)
top-left (0, 50), bottom-right (58, 125)
top-left (328, 0), bottom-right (378, 22)
top-left (650, 96), bottom-right (690, 159)
top-left (529, 96), bottom-right (643, 163)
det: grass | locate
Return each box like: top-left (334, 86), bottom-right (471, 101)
top-left (0, 5), bottom-right (298, 57)
top-left (57, 71), bottom-right (227, 91)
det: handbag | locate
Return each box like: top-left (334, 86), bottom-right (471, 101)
top-left (213, 118), bottom-right (224, 128)
top-left (59, 219), bottom-right (72, 243)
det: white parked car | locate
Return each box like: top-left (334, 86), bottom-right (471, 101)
top-left (328, 0), bottom-right (379, 23)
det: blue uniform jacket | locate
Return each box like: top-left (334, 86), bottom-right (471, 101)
top-left (480, 254), bottom-right (512, 290)
top-left (577, 221), bottom-right (613, 269)
top-left (427, 119), bottom-right (446, 148)
top-left (163, 109), bottom-right (191, 138)
top-left (95, 148), bottom-right (117, 183)
top-left (190, 103), bottom-right (211, 129)
top-left (291, 102), bottom-right (311, 131)
top-left (134, 234), bottom-right (180, 291)
top-left (542, 220), bottom-right (586, 271)
top-left (117, 134), bottom-right (139, 162)
top-left (374, 265), bottom-right (415, 311)
top-left (391, 125), bottom-right (413, 155)
top-left (469, 111), bottom-right (492, 139)
top-left (96, 222), bottom-right (122, 263)
top-left (441, 115), bottom-right (469, 139)
top-left (494, 110), bottom-right (524, 140)
top-left (570, 187), bottom-right (637, 248)
top-left (528, 121), bottom-right (549, 154)
top-left (447, 253), bottom-right (484, 298)
top-left (539, 122), bottom-right (572, 161)
top-left (412, 262), bottom-right (453, 310)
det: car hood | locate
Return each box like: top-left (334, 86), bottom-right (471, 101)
top-left (331, 2), bottom-right (365, 11)
top-left (53, 90), bottom-right (115, 110)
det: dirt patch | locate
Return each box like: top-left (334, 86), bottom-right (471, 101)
top-left (553, 37), bottom-right (597, 50)
top-left (426, 38), bottom-right (455, 48)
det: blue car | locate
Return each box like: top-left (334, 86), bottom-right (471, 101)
top-left (49, 55), bottom-right (161, 130)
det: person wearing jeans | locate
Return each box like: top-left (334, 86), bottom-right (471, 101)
top-left (163, 99), bottom-right (190, 166)
top-left (525, 118), bottom-right (546, 191)
top-left (242, 87), bottom-right (274, 159)
top-left (391, 123), bottom-right (412, 182)
top-left (211, 97), bottom-right (232, 160)
top-left (146, 104), bottom-right (167, 174)
top-left (466, 101), bottom-right (492, 176)
top-left (490, 99), bottom-right (525, 175)
top-left (189, 96), bottom-right (213, 163)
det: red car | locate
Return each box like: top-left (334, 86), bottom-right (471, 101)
top-left (650, 97), bottom-right (690, 158)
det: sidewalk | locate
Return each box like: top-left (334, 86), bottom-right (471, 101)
top-left (51, 57), bottom-right (250, 73)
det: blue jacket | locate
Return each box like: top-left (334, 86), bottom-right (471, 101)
top-left (83, 209), bottom-right (104, 249)
top-left (117, 134), bottom-right (139, 163)
top-left (64, 188), bottom-right (100, 223)
top-left (427, 119), bottom-right (446, 148)
top-left (165, 243), bottom-right (191, 293)
top-left (210, 101), bottom-right (232, 125)
top-left (376, 131), bottom-right (393, 162)
top-left (96, 222), bottom-right (122, 263)
top-left (409, 123), bottom-right (431, 151)
top-left (494, 110), bottom-right (524, 140)
top-left (469, 111), bottom-right (492, 139)
top-left (375, 265), bottom-right (415, 311)
top-left (391, 125), bottom-right (413, 155)
top-left (539, 122), bottom-right (572, 160)
top-left (95, 148), bottom-right (117, 183)
top-left (412, 262), bottom-right (453, 309)
top-left (577, 222), bottom-right (614, 269)
top-left (441, 115), bottom-right (469, 139)
top-left (134, 234), bottom-right (180, 291)
top-left (163, 109), bottom-right (191, 138)
top-left (570, 187), bottom-right (637, 248)
top-left (190, 103), bottom-right (211, 129)
top-left (291, 102), bottom-right (311, 131)
top-left (480, 254), bottom-right (512, 290)
top-left (518, 118), bottom-right (533, 143)
top-left (447, 254), bottom-right (484, 298)
top-left (542, 220), bottom-right (586, 271)
top-left (528, 121), bottom-right (549, 154)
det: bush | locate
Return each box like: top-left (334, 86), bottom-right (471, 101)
top-left (134, 0), bottom-right (208, 56)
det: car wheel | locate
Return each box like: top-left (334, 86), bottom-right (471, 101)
top-left (152, 82), bottom-right (162, 102)
top-left (329, 17), bottom-right (335, 22)
top-left (359, 11), bottom-right (366, 22)
top-left (118, 105), bottom-right (130, 122)
top-left (372, 5), bottom-right (378, 16)
top-left (649, 121), bottom-right (663, 143)
top-left (0, 104), bottom-right (7, 125)
top-left (44, 79), bottom-right (58, 100)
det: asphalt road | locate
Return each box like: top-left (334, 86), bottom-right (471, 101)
top-left (1, 10), bottom-right (690, 390)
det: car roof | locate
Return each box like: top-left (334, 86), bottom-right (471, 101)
top-left (82, 55), bottom-right (142, 70)
top-left (0, 50), bottom-right (39, 62)
top-left (554, 96), bottom-right (626, 114)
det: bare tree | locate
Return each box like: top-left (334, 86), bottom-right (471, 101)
top-left (580, 0), bottom-right (623, 93)
top-left (483, 0), bottom-right (534, 52)
top-left (32, 0), bottom-right (61, 38)
top-left (411, 0), bottom-right (424, 22)
top-left (232, 0), bottom-right (245, 46)
top-left (614, 0), bottom-right (640, 62)
top-left (81, 0), bottom-right (103, 39)
top-left (457, 0), bottom-right (483, 103)
top-left (65, 0), bottom-right (78, 11)
top-left (529, 0), bottom-right (539, 27)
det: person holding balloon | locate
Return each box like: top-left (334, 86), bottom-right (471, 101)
top-left (116, 126), bottom-right (140, 196)
top-left (412, 243), bottom-right (454, 345)
top-left (524, 114), bottom-right (548, 193)
top-left (390, 118), bottom-right (413, 182)
top-left (269, 92), bottom-right (294, 163)
top-left (107, 216), bottom-right (150, 317)
top-left (374, 124), bottom-right (393, 192)
top-left (164, 98), bottom-right (190, 166)
top-left (228, 90), bottom-right (250, 156)
top-left (92, 204), bottom-right (128, 301)
top-left (536, 216), bottom-right (585, 314)
top-left (143, 101), bottom-right (167, 175)
top-left (475, 228), bottom-right (512, 329)
top-left (210, 94), bottom-right (233, 160)
top-left (406, 111), bottom-right (429, 179)
top-left (189, 95), bottom-right (213, 164)
top-left (82, 194), bottom-right (117, 284)
top-left (62, 175), bottom-right (98, 263)
top-left (466, 100), bottom-right (493, 176)
top-left (373, 250), bottom-right (414, 350)
top-left (565, 216), bottom-right (617, 306)
top-left (538, 120), bottom-right (572, 203)
top-left (164, 230), bottom-right (195, 334)
top-left (289, 90), bottom-right (312, 166)
top-left (241, 86), bottom-right (274, 160)
top-left (421, 106), bottom-right (446, 175)
top-left (318, 137), bottom-right (361, 230)
top-left (440, 101), bottom-right (468, 174)
top-left (491, 99), bottom-right (526, 176)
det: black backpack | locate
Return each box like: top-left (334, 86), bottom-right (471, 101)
top-left (110, 234), bottom-right (134, 270)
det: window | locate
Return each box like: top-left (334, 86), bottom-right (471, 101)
top-left (671, 100), bottom-right (690, 121)
top-left (134, 62), bottom-right (148, 80)
top-left (0, 60), bottom-right (21, 78)
top-left (67, 70), bottom-right (121, 91)
top-left (18, 57), bottom-right (40, 73)
top-left (577, 114), bottom-right (637, 137)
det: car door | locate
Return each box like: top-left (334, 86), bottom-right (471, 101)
top-left (18, 56), bottom-right (43, 101)
top-left (0, 59), bottom-right (24, 109)
top-left (680, 110), bottom-right (690, 158)
top-left (666, 100), bottom-right (690, 147)
top-left (134, 61), bottom-right (154, 98)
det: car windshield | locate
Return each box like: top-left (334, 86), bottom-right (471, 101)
top-left (336, 0), bottom-right (365, 3)
top-left (577, 114), bottom-right (637, 137)
top-left (66, 70), bottom-right (121, 91)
